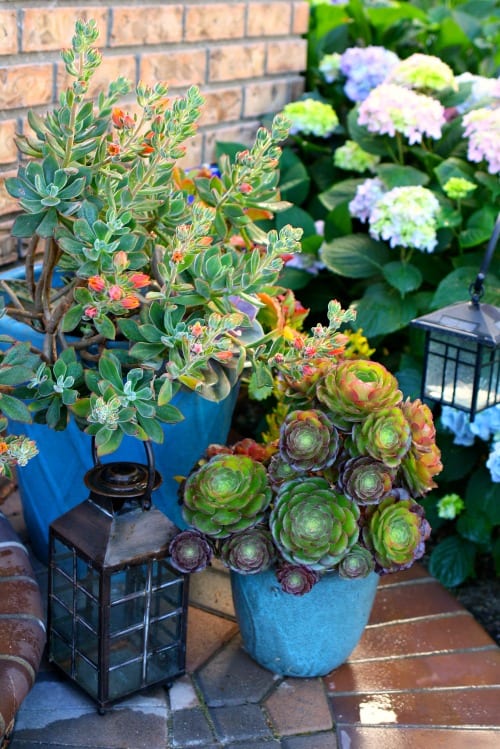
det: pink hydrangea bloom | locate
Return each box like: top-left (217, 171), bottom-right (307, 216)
top-left (462, 107), bottom-right (500, 175)
top-left (358, 84), bottom-right (446, 144)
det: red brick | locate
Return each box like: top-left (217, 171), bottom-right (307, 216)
top-left (247, 2), bottom-right (292, 36)
top-left (185, 3), bottom-right (245, 41)
top-left (337, 727), bottom-right (500, 749)
top-left (141, 50), bottom-right (207, 88)
top-left (244, 79), bottom-right (290, 118)
top-left (265, 678), bottom-right (333, 736)
top-left (209, 43), bottom-right (266, 82)
top-left (22, 8), bottom-right (107, 52)
top-left (0, 64), bottom-right (53, 110)
top-left (293, 1), bottom-right (310, 34)
top-left (198, 86), bottom-right (243, 126)
top-left (0, 9), bottom-right (18, 55)
top-left (0, 120), bottom-right (17, 164)
top-left (267, 39), bottom-right (308, 74)
top-left (204, 122), bottom-right (260, 162)
top-left (0, 172), bottom-right (19, 216)
top-left (110, 5), bottom-right (183, 46)
top-left (57, 55), bottom-right (137, 99)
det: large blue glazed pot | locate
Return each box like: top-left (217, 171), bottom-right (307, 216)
top-left (0, 266), bottom-right (239, 561)
top-left (230, 568), bottom-right (379, 677)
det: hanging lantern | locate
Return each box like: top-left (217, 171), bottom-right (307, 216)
top-left (411, 215), bottom-right (500, 419)
top-left (47, 440), bottom-right (188, 712)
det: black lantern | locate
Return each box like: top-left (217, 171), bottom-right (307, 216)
top-left (47, 440), bottom-right (188, 712)
top-left (411, 215), bottom-right (500, 419)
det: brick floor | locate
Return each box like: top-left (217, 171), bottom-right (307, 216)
top-left (4, 486), bottom-right (500, 748)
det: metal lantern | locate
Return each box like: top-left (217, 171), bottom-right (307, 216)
top-left (47, 440), bottom-right (188, 712)
top-left (411, 216), bottom-right (500, 419)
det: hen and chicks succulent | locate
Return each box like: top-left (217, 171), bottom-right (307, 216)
top-left (170, 342), bottom-right (441, 594)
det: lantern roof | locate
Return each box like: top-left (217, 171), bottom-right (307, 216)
top-left (411, 301), bottom-right (500, 347)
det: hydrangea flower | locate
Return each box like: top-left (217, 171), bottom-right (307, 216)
top-left (368, 186), bottom-right (441, 252)
top-left (469, 404), bottom-right (500, 442)
top-left (486, 441), bottom-right (500, 482)
top-left (334, 140), bottom-right (380, 172)
top-left (455, 73), bottom-right (500, 114)
top-left (340, 46), bottom-right (400, 102)
top-left (437, 493), bottom-right (465, 520)
top-left (462, 107), bottom-right (500, 175)
top-left (348, 177), bottom-right (386, 223)
top-left (442, 404), bottom-right (500, 445)
top-left (319, 53), bottom-right (342, 84)
top-left (443, 177), bottom-right (477, 201)
top-left (282, 99), bottom-right (339, 137)
top-left (386, 53), bottom-right (457, 93)
top-left (440, 406), bottom-right (476, 446)
top-left (358, 84), bottom-right (446, 144)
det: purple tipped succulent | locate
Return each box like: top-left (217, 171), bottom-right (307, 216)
top-left (169, 530), bottom-right (213, 573)
top-left (279, 409), bottom-right (339, 471)
top-left (220, 528), bottom-right (276, 574)
top-left (276, 563), bottom-right (320, 595)
top-left (338, 544), bottom-right (375, 579)
top-left (338, 455), bottom-right (395, 505)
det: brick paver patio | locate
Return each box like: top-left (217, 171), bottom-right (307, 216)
top-left (3, 486), bottom-right (499, 748)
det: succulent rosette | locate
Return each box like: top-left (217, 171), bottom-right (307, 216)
top-left (279, 409), bottom-right (339, 471)
top-left (169, 530), bottom-right (213, 573)
top-left (338, 544), bottom-right (375, 579)
top-left (401, 398), bottom-right (437, 452)
top-left (270, 476), bottom-right (360, 570)
top-left (267, 453), bottom-right (302, 488)
top-left (399, 442), bottom-right (443, 496)
top-left (182, 454), bottom-right (272, 538)
top-left (276, 563), bottom-right (320, 595)
top-left (363, 493), bottom-right (431, 572)
top-left (316, 360), bottom-right (402, 429)
top-left (353, 407), bottom-right (411, 468)
top-left (338, 455), bottom-right (395, 505)
top-left (220, 528), bottom-right (276, 574)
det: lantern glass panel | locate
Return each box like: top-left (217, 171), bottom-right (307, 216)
top-left (423, 331), bottom-right (499, 413)
top-left (50, 632), bottom-right (72, 675)
top-left (75, 654), bottom-right (98, 697)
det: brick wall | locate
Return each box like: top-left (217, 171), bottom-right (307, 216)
top-left (0, 0), bottom-right (309, 265)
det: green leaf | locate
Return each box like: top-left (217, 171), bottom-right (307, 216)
top-left (98, 353), bottom-right (124, 390)
top-left (320, 234), bottom-right (389, 278)
top-left (11, 211), bottom-right (47, 237)
top-left (394, 366), bottom-right (424, 400)
top-left (95, 315), bottom-right (116, 340)
top-left (353, 283), bottom-right (418, 338)
top-left (0, 393), bottom-right (32, 423)
top-left (457, 511), bottom-right (492, 545)
top-left (432, 267), bottom-right (500, 308)
top-left (155, 402), bottom-right (184, 424)
top-left (434, 157), bottom-right (475, 188)
top-left (375, 164), bottom-right (429, 188)
top-left (318, 178), bottom-right (363, 211)
top-left (61, 304), bottom-right (84, 332)
top-left (435, 430), bottom-right (482, 483)
top-left (0, 365), bottom-right (34, 385)
top-left (429, 536), bottom-right (477, 588)
top-left (465, 468), bottom-right (500, 526)
top-left (278, 149), bottom-right (311, 205)
top-left (383, 261), bottom-right (423, 295)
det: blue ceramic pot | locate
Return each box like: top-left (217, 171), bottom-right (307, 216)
top-left (0, 267), bottom-right (239, 561)
top-left (230, 568), bottom-right (379, 677)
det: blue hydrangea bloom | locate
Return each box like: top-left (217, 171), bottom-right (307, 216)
top-left (486, 441), bottom-right (500, 482)
top-left (440, 407), bottom-right (475, 446)
top-left (469, 404), bottom-right (500, 441)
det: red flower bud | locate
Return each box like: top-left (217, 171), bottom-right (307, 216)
top-left (129, 272), bottom-right (150, 289)
top-left (121, 295), bottom-right (141, 309)
top-left (88, 276), bottom-right (106, 292)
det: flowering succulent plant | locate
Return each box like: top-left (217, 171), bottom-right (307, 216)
top-left (0, 19), bottom-right (303, 456)
top-left (170, 303), bottom-right (440, 594)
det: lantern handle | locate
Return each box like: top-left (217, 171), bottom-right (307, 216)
top-left (469, 212), bottom-right (500, 306)
top-left (90, 437), bottom-right (156, 510)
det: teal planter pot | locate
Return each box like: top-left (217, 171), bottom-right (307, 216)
top-left (230, 568), bottom-right (379, 677)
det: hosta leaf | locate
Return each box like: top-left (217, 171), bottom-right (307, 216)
top-left (375, 164), bottom-right (429, 188)
top-left (432, 267), bottom-right (500, 308)
top-left (318, 178), bottom-right (363, 211)
top-left (429, 535), bottom-right (476, 588)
